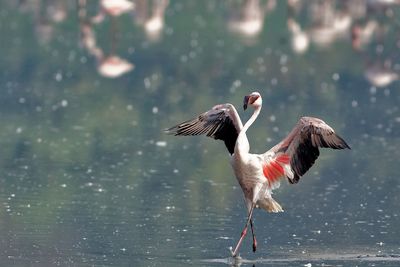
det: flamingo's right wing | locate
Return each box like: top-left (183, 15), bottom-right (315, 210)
top-left (165, 104), bottom-right (241, 155)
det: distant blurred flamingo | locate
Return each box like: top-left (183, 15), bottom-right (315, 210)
top-left (166, 92), bottom-right (350, 257)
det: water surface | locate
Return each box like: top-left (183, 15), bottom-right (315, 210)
top-left (1, 1), bottom-right (400, 266)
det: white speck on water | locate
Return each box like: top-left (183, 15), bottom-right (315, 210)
top-left (165, 27), bottom-right (174, 35)
top-left (126, 105), bottom-right (133, 111)
top-left (376, 44), bottom-right (384, 53)
top-left (19, 98), bottom-right (26, 104)
top-left (120, 248), bottom-right (127, 252)
top-left (60, 184), bottom-right (67, 188)
top-left (173, 169), bottom-right (179, 173)
top-left (230, 79), bottom-right (242, 93)
top-left (190, 39), bottom-right (198, 48)
top-left (304, 263), bottom-right (312, 267)
top-left (370, 86), bottom-right (377, 94)
top-left (144, 77), bottom-right (151, 88)
top-left (384, 88), bottom-right (390, 96)
top-left (180, 55), bottom-right (188, 62)
top-left (233, 80), bottom-right (241, 87)
top-left (355, 221), bottom-right (367, 224)
top-left (269, 115), bottom-right (276, 122)
top-left (137, 150), bottom-right (143, 156)
top-left (61, 100), bottom-right (68, 107)
top-left (55, 72), bottom-right (63, 82)
top-left (332, 73), bottom-right (340, 81)
top-left (152, 107), bottom-right (158, 114)
top-left (165, 206), bottom-right (175, 211)
top-left (351, 100), bottom-right (358, 107)
top-left (16, 127), bottom-right (22, 134)
top-left (156, 141), bottom-right (167, 147)
top-left (217, 236), bottom-right (231, 240)
top-left (280, 54), bottom-right (288, 65)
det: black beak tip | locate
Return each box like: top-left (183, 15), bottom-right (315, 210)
top-left (243, 95), bottom-right (249, 110)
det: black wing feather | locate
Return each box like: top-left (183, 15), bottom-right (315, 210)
top-left (285, 117), bottom-right (350, 184)
top-left (165, 109), bottom-right (239, 154)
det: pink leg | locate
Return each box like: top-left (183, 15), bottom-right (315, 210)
top-left (231, 204), bottom-right (255, 257)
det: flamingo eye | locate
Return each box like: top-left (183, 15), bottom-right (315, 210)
top-left (249, 95), bottom-right (259, 104)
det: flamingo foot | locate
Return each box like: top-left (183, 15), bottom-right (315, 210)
top-left (229, 246), bottom-right (239, 257)
top-left (252, 236), bottom-right (257, 253)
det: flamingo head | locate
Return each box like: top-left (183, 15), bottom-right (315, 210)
top-left (243, 92), bottom-right (262, 110)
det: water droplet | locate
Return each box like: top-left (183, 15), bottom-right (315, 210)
top-left (55, 72), bottom-right (63, 82)
top-left (156, 141), bottom-right (167, 147)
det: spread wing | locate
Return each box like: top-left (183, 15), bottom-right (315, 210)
top-left (165, 105), bottom-right (241, 155)
top-left (270, 116), bottom-right (350, 184)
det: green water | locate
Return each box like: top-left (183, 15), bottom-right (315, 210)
top-left (1, 1), bottom-right (400, 266)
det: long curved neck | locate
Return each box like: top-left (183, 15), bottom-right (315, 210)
top-left (242, 105), bottom-right (261, 134)
top-left (234, 105), bottom-right (261, 155)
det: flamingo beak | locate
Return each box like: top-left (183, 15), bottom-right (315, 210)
top-left (243, 95), bottom-right (249, 110)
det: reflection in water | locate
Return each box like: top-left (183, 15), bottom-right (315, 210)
top-left (365, 60), bottom-right (399, 87)
top-left (286, 0), bottom-right (400, 87)
top-left (287, 18), bottom-right (309, 54)
top-left (77, 0), bottom-right (169, 77)
top-left (352, 20), bottom-right (379, 51)
top-left (9, 0), bottom-right (400, 85)
top-left (134, 0), bottom-right (169, 41)
top-left (13, 0), bottom-right (70, 44)
top-left (91, 0), bottom-right (135, 24)
top-left (288, 1), bottom-right (355, 50)
top-left (101, 0), bottom-right (135, 16)
top-left (228, 0), bottom-right (276, 42)
top-left (204, 251), bottom-right (400, 267)
top-left (78, 0), bottom-right (134, 78)
top-left (98, 55), bottom-right (135, 78)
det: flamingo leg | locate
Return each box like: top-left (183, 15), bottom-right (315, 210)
top-left (250, 219), bottom-right (257, 252)
top-left (231, 203), bottom-right (255, 257)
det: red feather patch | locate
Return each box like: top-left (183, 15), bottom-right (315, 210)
top-left (263, 154), bottom-right (290, 187)
top-left (276, 154), bottom-right (290, 164)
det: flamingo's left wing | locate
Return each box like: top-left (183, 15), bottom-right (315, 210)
top-left (165, 105), bottom-right (240, 155)
top-left (266, 117), bottom-right (350, 184)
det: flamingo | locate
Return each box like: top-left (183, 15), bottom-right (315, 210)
top-left (165, 92), bottom-right (350, 257)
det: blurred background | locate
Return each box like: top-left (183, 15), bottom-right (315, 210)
top-left (1, 0), bottom-right (400, 266)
